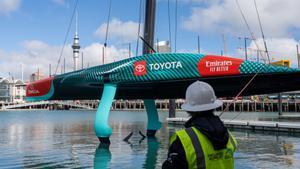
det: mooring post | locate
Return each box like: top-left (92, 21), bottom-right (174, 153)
top-left (169, 99), bottom-right (176, 118)
top-left (278, 93), bottom-right (282, 116)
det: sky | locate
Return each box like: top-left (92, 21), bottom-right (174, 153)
top-left (0, 0), bottom-right (300, 81)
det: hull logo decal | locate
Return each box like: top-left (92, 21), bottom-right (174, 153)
top-left (198, 55), bottom-right (243, 77)
top-left (149, 61), bottom-right (182, 71)
top-left (134, 61), bottom-right (147, 76)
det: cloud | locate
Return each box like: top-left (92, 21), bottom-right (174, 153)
top-left (82, 43), bottom-right (129, 65)
top-left (248, 38), bottom-right (299, 66)
top-left (23, 40), bottom-right (49, 51)
top-left (1, 38), bottom-right (298, 82)
top-left (183, 0), bottom-right (300, 37)
top-left (233, 38), bottom-right (299, 67)
top-left (175, 0), bottom-right (220, 5)
top-left (0, 40), bottom-right (130, 81)
top-left (0, 0), bottom-right (21, 15)
top-left (95, 18), bottom-right (142, 43)
top-left (52, 0), bottom-right (65, 5)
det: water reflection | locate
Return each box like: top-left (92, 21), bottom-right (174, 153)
top-left (94, 133), bottom-right (161, 169)
top-left (143, 137), bottom-right (160, 169)
top-left (94, 144), bottom-right (111, 169)
top-left (234, 130), bottom-right (300, 169)
top-left (0, 110), bottom-right (300, 168)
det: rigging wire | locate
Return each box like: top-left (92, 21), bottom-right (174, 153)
top-left (167, 0), bottom-right (172, 52)
top-left (103, 0), bottom-right (112, 64)
top-left (174, 0), bottom-right (178, 52)
top-left (139, 36), bottom-right (157, 53)
top-left (254, 0), bottom-right (271, 64)
top-left (104, 0), bottom-right (112, 48)
top-left (234, 0), bottom-right (261, 58)
top-left (219, 0), bottom-right (271, 118)
top-left (136, 0), bottom-right (143, 56)
top-left (54, 0), bottom-right (79, 75)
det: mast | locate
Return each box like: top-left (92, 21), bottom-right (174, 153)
top-left (142, 0), bottom-right (156, 55)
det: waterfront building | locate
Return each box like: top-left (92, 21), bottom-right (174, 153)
top-left (0, 78), bottom-right (26, 103)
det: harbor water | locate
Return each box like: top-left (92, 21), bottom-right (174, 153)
top-left (0, 110), bottom-right (299, 169)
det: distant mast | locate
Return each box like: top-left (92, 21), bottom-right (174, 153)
top-left (72, 10), bottom-right (80, 71)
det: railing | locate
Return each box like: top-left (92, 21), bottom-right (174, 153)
top-left (1, 100), bottom-right (93, 110)
top-left (1, 99), bottom-right (300, 112)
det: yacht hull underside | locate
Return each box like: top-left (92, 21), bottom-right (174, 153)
top-left (50, 72), bottom-right (300, 100)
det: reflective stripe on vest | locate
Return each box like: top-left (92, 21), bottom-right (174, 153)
top-left (169, 133), bottom-right (177, 146)
top-left (174, 127), bottom-right (236, 169)
top-left (186, 128), bottom-right (206, 169)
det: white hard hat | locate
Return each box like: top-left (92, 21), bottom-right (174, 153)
top-left (181, 81), bottom-right (223, 112)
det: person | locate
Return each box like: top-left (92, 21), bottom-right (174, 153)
top-left (162, 81), bottom-right (237, 169)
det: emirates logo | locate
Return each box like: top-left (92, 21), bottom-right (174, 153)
top-left (27, 84), bottom-right (39, 94)
top-left (134, 61), bottom-right (147, 76)
top-left (198, 55), bottom-right (243, 77)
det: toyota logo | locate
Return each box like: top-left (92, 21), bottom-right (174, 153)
top-left (134, 61), bottom-right (147, 76)
top-left (135, 64), bottom-right (145, 72)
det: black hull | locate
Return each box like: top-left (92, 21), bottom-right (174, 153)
top-left (50, 72), bottom-right (300, 100)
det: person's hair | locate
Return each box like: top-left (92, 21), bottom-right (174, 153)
top-left (187, 109), bottom-right (215, 117)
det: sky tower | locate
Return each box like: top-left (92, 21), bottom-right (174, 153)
top-left (72, 11), bottom-right (80, 71)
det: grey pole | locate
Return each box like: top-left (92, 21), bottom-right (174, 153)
top-left (197, 35), bottom-right (200, 54)
top-left (244, 37), bottom-right (248, 61)
top-left (169, 100), bottom-right (176, 118)
top-left (102, 46), bottom-right (105, 64)
top-left (278, 93), bottom-right (282, 116)
top-left (297, 44), bottom-right (299, 68)
top-left (222, 34), bottom-right (227, 55)
top-left (82, 52), bottom-right (84, 69)
top-left (257, 49), bottom-right (259, 62)
top-left (63, 58), bottom-right (66, 73)
top-left (128, 43), bottom-right (131, 58)
top-left (156, 38), bottom-right (159, 53)
top-left (49, 64), bottom-right (51, 77)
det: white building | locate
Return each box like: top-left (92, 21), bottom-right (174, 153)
top-left (0, 78), bottom-right (26, 103)
top-left (155, 41), bottom-right (171, 53)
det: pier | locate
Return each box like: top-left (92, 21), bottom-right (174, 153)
top-left (0, 101), bottom-right (94, 110)
top-left (2, 98), bottom-right (300, 112)
top-left (111, 99), bottom-right (300, 112)
top-left (167, 117), bottom-right (300, 133)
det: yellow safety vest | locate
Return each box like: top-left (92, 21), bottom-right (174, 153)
top-left (170, 127), bottom-right (237, 169)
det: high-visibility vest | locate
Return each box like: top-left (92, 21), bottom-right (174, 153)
top-left (170, 127), bottom-right (237, 169)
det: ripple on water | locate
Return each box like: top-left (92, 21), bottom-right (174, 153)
top-left (0, 110), bottom-right (300, 168)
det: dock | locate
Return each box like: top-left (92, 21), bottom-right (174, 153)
top-left (167, 117), bottom-right (300, 133)
top-left (2, 99), bottom-right (300, 112)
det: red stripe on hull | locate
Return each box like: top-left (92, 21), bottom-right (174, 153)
top-left (198, 55), bottom-right (243, 77)
top-left (26, 77), bottom-right (54, 97)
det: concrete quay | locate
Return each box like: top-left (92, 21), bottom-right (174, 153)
top-left (167, 117), bottom-right (300, 133)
